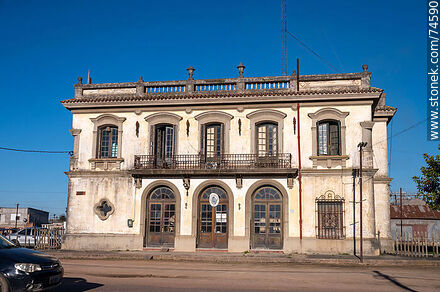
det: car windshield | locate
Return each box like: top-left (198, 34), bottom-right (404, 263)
top-left (0, 235), bottom-right (15, 248)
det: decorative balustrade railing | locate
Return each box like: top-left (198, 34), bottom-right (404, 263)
top-left (134, 153), bottom-right (292, 170)
top-left (146, 85), bottom-right (186, 93)
top-left (195, 83), bottom-right (236, 92)
top-left (74, 66), bottom-right (370, 100)
top-left (75, 75), bottom-right (300, 99)
top-left (245, 81), bottom-right (290, 90)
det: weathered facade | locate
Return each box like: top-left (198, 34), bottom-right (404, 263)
top-left (0, 207), bottom-right (49, 228)
top-left (391, 199), bottom-right (440, 240)
top-left (61, 64), bottom-right (396, 254)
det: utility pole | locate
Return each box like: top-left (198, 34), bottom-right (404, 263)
top-left (352, 169), bottom-right (357, 257)
top-left (400, 188), bottom-right (403, 237)
top-left (14, 203), bottom-right (19, 229)
top-left (357, 142), bottom-right (367, 263)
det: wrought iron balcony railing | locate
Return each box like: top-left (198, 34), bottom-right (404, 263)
top-left (134, 154), bottom-right (292, 170)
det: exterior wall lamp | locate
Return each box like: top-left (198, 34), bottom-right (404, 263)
top-left (293, 117), bottom-right (296, 135)
top-left (183, 177), bottom-right (190, 196)
top-left (186, 120), bottom-right (190, 137)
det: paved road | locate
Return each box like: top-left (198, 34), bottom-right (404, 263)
top-left (53, 259), bottom-right (440, 291)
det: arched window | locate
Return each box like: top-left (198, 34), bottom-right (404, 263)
top-left (98, 125), bottom-right (118, 158)
top-left (253, 186), bottom-right (282, 200)
top-left (256, 123), bottom-right (278, 156)
top-left (150, 186), bottom-right (176, 200)
top-left (317, 120), bottom-right (340, 156)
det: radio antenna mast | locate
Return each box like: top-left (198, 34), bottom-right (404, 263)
top-left (281, 0), bottom-right (287, 75)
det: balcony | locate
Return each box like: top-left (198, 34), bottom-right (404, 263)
top-left (131, 154), bottom-right (296, 177)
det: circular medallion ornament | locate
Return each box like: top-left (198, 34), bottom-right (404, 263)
top-left (209, 193), bottom-right (219, 207)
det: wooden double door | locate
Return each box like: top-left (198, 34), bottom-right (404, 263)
top-left (251, 186), bottom-right (283, 249)
top-left (146, 187), bottom-right (176, 247)
top-left (197, 186), bottom-right (228, 249)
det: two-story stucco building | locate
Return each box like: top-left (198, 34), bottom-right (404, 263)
top-left (61, 64), bottom-right (396, 255)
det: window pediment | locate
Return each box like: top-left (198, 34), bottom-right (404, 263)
top-left (246, 109), bottom-right (287, 122)
top-left (194, 111), bottom-right (233, 123)
top-left (90, 114), bottom-right (126, 130)
top-left (307, 108), bottom-right (349, 123)
top-left (145, 112), bottom-right (182, 125)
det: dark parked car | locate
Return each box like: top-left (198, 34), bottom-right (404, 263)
top-left (0, 235), bottom-right (63, 291)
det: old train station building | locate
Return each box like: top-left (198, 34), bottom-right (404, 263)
top-left (61, 64), bottom-right (396, 254)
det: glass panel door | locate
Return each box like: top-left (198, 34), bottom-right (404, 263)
top-left (214, 204), bottom-right (228, 248)
top-left (268, 204), bottom-right (282, 249)
top-left (155, 125), bottom-right (174, 166)
top-left (252, 204), bottom-right (267, 248)
top-left (205, 124), bottom-right (222, 164)
top-left (198, 204), bottom-right (213, 248)
top-left (197, 187), bottom-right (228, 249)
top-left (162, 203), bottom-right (175, 246)
top-left (251, 187), bottom-right (283, 250)
top-left (148, 203), bottom-right (162, 246)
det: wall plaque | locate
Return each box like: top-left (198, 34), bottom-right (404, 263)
top-left (209, 193), bottom-right (219, 207)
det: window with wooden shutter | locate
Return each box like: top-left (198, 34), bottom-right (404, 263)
top-left (317, 120), bottom-right (340, 156)
top-left (154, 124), bottom-right (175, 166)
top-left (98, 125), bottom-right (118, 158)
top-left (200, 124), bottom-right (206, 158)
top-left (205, 123), bottom-right (223, 159)
top-left (256, 123), bottom-right (278, 156)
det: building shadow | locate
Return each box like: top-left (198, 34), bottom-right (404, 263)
top-left (51, 277), bottom-right (103, 291)
top-left (373, 271), bottom-right (417, 292)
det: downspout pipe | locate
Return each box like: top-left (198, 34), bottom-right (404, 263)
top-left (296, 58), bottom-right (303, 240)
top-left (297, 102), bottom-right (303, 240)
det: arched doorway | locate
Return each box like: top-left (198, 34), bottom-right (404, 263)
top-left (251, 186), bottom-right (283, 249)
top-left (146, 186), bottom-right (176, 247)
top-left (197, 186), bottom-right (228, 249)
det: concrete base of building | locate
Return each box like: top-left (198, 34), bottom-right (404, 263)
top-left (63, 233), bottom-right (384, 256)
top-left (379, 238), bottom-right (394, 254)
top-left (62, 233), bottom-right (143, 251)
top-left (174, 235), bottom-right (196, 252)
top-left (229, 236), bottom-right (249, 252)
top-left (285, 237), bottom-right (381, 256)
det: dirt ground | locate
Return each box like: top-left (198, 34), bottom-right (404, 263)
top-left (52, 259), bottom-right (440, 291)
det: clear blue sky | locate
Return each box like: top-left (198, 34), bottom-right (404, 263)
top-left (0, 0), bottom-right (434, 216)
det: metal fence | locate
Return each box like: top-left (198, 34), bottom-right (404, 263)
top-left (4, 227), bottom-right (65, 250)
top-left (34, 228), bottom-right (64, 250)
top-left (393, 231), bottom-right (440, 257)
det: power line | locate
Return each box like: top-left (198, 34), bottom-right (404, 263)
top-left (286, 30), bottom-right (342, 73)
top-left (0, 146), bottom-right (72, 155)
top-left (0, 191), bottom-right (65, 194)
top-left (373, 118), bottom-right (427, 148)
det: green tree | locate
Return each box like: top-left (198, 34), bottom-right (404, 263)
top-left (413, 153), bottom-right (440, 210)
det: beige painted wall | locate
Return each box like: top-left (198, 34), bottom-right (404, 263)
top-left (66, 102), bottom-right (391, 252)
